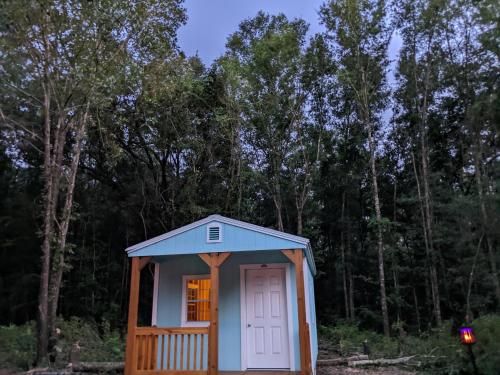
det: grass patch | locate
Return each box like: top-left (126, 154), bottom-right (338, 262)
top-left (1, 314), bottom-right (499, 374)
top-left (319, 314), bottom-right (500, 375)
top-left (0, 321), bottom-right (36, 370)
top-left (0, 317), bottom-right (124, 370)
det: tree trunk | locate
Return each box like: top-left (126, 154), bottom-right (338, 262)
top-left (410, 33), bottom-right (443, 326)
top-left (37, 72), bottom-right (53, 365)
top-left (392, 179), bottom-right (401, 327)
top-left (366, 122), bottom-right (390, 336)
top-left (419, 125), bottom-right (442, 326)
top-left (393, 266), bottom-right (401, 324)
top-left (225, 121), bottom-right (241, 215)
top-left (340, 191), bottom-right (349, 318)
top-left (466, 235), bottom-right (484, 321)
top-left (272, 170), bottom-right (284, 231)
top-left (47, 110), bottom-right (89, 345)
top-left (412, 287), bottom-right (421, 332)
top-left (411, 151), bottom-right (442, 325)
top-left (293, 118), bottom-right (317, 236)
top-left (237, 156), bottom-right (243, 217)
top-left (341, 237), bottom-right (349, 319)
top-left (297, 206), bottom-right (303, 236)
top-left (346, 220), bottom-right (355, 320)
top-left (274, 195), bottom-right (284, 231)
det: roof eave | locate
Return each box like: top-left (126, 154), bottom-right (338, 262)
top-left (125, 214), bottom-right (316, 275)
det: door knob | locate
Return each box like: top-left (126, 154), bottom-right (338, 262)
top-left (247, 323), bottom-right (252, 327)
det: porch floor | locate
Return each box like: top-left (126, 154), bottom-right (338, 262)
top-left (219, 372), bottom-right (299, 375)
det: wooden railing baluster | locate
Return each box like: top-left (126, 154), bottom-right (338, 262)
top-left (173, 334), bottom-right (178, 370)
top-left (167, 334), bottom-right (171, 370)
top-left (137, 335), bottom-right (143, 370)
top-left (153, 334), bottom-right (158, 370)
top-left (135, 335), bottom-right (139, 370)
top-left (180, 334), bottom-right (184, 370)
top-left (193, 334), bottom-right (197, 370)
top-left (138, 335), bottom-right (142, 370)
top-left (186, 333), bottom-right (191, 370)
top-left (144, 335), bottom-right (148, 371)
top-left (146, 334), bottom-right (151, 370)
top-left (200, 333), bottom-right (204, 370)
top-left (160, 334), bottom-right (165, 370)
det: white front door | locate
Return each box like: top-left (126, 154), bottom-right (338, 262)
top-left (245, 267), bottom-right (290, 369)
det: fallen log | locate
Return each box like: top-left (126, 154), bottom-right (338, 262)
top-left (349, 355), bottom-right (416, 367)
top-left (27, 370), bottom-right (72, 375)
top-left (317, 355), bottom-right (369, 366)
top-left (71, 362), bottom-right (124, 372)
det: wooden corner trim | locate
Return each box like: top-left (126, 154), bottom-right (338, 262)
top-left (139, 256), bottom-right (152, 270)
top-left (215, 252), bottom-right (231, 266)
top-left (198, 252), bottom-right (231, 268)
top-left (281, 249), bottom-right (303, 265)
top-left (198, 253), bottom-right (213, 267)
top-left (281, 249), bottom-right (311, 375)
top-left (281, 249), bottom-right (296, 263)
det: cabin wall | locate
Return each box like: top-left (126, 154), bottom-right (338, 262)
top-left (304, 258), bottom-right (318, 373)
top-left (155, 251), bottom-right (301, 371)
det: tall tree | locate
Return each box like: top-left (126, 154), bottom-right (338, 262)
top-left (223, 12), bottom-right (309, 232)
top-left (321, 0), bottom-right (392, 335)
top-left (0, 0), bottom-right (186, 363)
top-left (393, 0), bottom-right (448, 326)
top-left (444, 0), bottom-right (500, 307)
top-left (294, 34), bottom-right (333, 235)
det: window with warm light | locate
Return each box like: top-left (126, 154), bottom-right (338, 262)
top-left (182, 275), bottom-right (211, 325)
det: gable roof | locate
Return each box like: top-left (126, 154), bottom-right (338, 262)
top-left (126, 214), bottom-right (316, 274)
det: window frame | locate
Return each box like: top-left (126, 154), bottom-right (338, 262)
top-left (181, 274), bottom-right (211, 327)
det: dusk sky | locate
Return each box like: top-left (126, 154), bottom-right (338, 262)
top-left (177, 0), bottom-right (326, 64)
top-left (177, 0), bottom-right (402, 102)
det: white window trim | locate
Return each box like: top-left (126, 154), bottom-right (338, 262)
top-left (239, 263), bottom-right (295, 371)
top-left (180, 274), bottom-right (211, 327)
top-left (206, 223), bottom-right (223, 243)
top-left (152, 263), bottom-right (160, 326)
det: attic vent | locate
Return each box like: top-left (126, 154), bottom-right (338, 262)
top-left (206, 223), bottom-right (222, 243)
top-left (208, 226), bottom-right (219, 241)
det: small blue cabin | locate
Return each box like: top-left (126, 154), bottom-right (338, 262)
top-left (124, 215), bottom-right (317, 375)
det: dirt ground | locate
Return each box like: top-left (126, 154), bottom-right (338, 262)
top-left (0, 368), bottom-right (416, 375)
top-left (318, 365), bottom-right (416, 375)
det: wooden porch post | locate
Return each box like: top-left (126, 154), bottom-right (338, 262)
top-left (282, 249), bottom-right (312, 375)
top-left (199, 252), bottom-right (231, 375)
top-left (124, 256), bottom-right (151, 375)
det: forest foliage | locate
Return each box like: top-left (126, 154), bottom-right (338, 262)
top-left (0, 0), bottom-right (499, 370)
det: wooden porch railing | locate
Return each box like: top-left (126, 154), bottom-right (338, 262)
top-left (132, 326), bottom-right (209, 375)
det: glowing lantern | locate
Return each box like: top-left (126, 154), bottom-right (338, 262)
top-left (459, 326), bottom-right (479, 375)
top-left (459, 327), bottom-right (477, 345)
